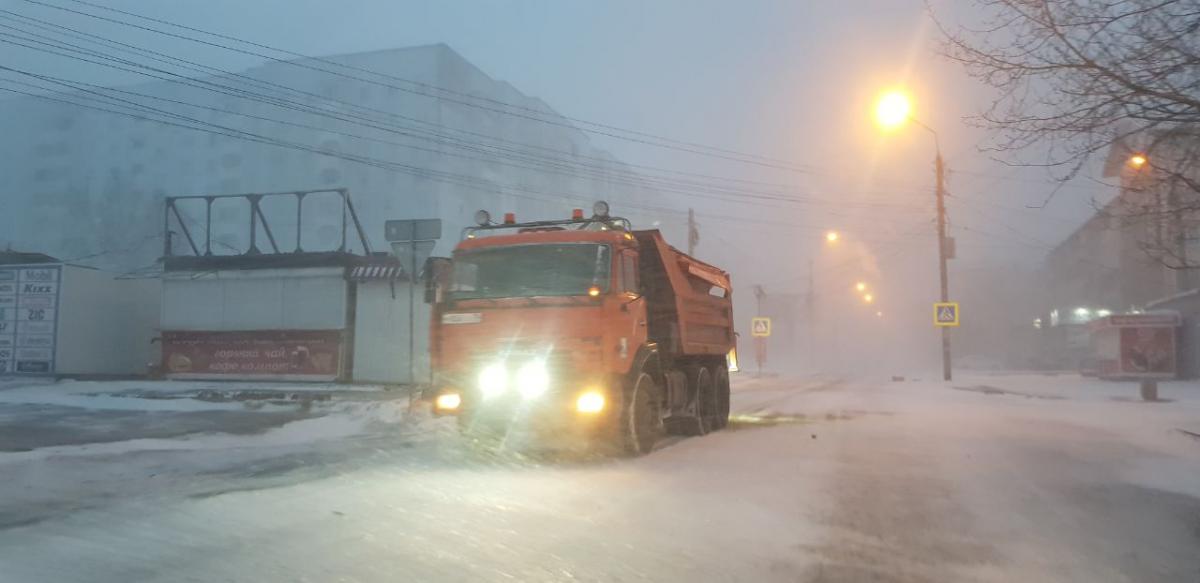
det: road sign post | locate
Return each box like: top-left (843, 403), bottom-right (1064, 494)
top-left (385, 218), bottom-right (442, 385)
top-left (751, 317), bottom-right (770, 376)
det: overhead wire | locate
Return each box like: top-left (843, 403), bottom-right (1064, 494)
top-left (19, 0), bottom-right (812, 172)
top-left (0, 19), bottom-right (933, 211)
top-left (0, 10), bottom-right (818, 194)
top-left (38, 0), bottom-right (809, 169)
top-left (0, 1), bottom-right (1099, 245)
top-left (0, 79), bottom-right (890, 235)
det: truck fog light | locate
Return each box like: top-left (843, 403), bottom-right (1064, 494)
top-left (435, 393), bottom-right (462, 411)
top-left (576, 390), bottom-right (605, 414)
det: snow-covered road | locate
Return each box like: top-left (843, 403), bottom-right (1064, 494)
top-left (2, 374), bottom-right (1198, 582)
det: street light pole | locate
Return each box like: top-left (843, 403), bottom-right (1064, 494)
top-left (935, 150), bottom-right (952, 381)
top-left (874, 89), bottom-right (953, 381)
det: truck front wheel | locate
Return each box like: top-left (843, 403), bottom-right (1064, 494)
top-left (621, 372), bottom-right (663, 455)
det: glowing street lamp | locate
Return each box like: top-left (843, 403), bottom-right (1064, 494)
top-left (825, 230), bottom-right (840, 243)
top-left (863, 293), bottom-right (874, 304)
top-left (855, 281), bottom-right (867, 293)
top-left (874, 90), bottom-right (913, 131)
top-left (1129, 153), bottom-right (1148, 169)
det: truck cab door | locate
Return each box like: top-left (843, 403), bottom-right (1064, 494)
top-left (619, 250), bottom-right (648, 367)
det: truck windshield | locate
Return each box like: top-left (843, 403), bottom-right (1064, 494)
top-left (449, 243), bottom-right (611, 300)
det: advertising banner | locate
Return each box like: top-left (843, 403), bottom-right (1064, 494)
top-left (1119, 326), bottom-right (1176, 376)
top-left (162, 330), bottom-right (344, 380)
top-left (0, 265), bottom-right (60, 375)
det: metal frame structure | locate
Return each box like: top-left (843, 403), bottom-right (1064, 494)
top-left (163, 188), bottom-right (371, 258)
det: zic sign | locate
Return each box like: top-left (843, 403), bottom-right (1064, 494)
top-left (934, 302), bottom-right (960, 327)
top-left (751, 317), bottom-right (771, 337)
top-left (0, 265), bottom-right (60, 375)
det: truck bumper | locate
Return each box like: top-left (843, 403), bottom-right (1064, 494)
top-left (453, 388), bottom-right (622, 449)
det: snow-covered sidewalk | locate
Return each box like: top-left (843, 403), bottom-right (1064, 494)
top-left (0, 378), bottom-right (416, 457)
top-left (948, 371), bottom-right (1200, 403)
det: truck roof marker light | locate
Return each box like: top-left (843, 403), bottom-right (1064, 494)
top-left (474, 209), bottom-right (491, 226)
top-left (593, 200), bottom-right (610, 218)
top-left (503, 212), bottom-right (516, 225)
top-left (572, 208), bottom-right (584, 220)
top-left (588, 285), bottom-right (601, 297)
top-left (623, 232), bottom-right (634, 241)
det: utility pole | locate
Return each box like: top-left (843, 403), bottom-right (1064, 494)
top-left (687, 208), bottom-right (699, 256)
top-left (935, 152), bottom-right (952, 381)
top-left (753, 284), bottom-right (766, 376)
top-left (807, 258), bottom-right (815, 370)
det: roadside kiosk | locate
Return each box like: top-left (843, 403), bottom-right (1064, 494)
top-left (1089, 312), bottom-right (1181, 380)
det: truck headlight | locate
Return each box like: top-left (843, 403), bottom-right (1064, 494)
top-left (478, 363), bottom-right (507, 398)
top-left (516, 360), bottom-right (550, 399)
top-left (576, 390), bottom-right (605, 414)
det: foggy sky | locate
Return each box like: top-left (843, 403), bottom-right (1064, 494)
top-left (3, 0), bottom-right (1111, 371)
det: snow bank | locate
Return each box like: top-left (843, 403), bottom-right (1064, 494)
top-left (0, 379), bottom-right (388, 412)
top-left (0, 396), bottom-right (414, 464)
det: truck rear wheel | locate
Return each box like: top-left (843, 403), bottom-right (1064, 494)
top-left (681, 366), bottom-right (717, 436)
top-left (713, 365), bottom-right (730, 430)
top-left (622, 372), bottom-right (663, 455)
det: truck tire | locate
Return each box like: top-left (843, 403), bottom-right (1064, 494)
top-left (681, 366), bottom-right (716, 436)
top-left (712, 364), bottom-right (730, 430)
top-left (622, 372), bottom-right (663, 455)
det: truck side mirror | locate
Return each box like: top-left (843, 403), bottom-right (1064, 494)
top-left (423, 256), bottom-right (451, 304)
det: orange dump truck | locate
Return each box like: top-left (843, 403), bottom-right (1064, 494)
top-left (427, 202), bottom-right (735, 454)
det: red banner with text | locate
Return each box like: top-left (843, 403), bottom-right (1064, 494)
top-left (162, 330), bottom-right (343, 380)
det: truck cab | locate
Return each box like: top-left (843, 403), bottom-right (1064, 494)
top-left (428, 202), bottom-right (735, 455)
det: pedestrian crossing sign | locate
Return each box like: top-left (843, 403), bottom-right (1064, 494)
top-left (751, 317), bottom-right (771, 337)
top-left (934, 302), bottom-right (960, 327)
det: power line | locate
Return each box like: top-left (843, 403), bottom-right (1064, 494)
top-left (1, 10), bottom-right (1001, 215)
top-left (45, 0), bottom-right (819, 170)
top-left (0, 24), bottom-right (937, 213)
top-left (0, 79), bottom-right (878, 235)
top-left (0, 19), bottom-right (913, 212)
top-left (0, 9), bottom-right (819, 195)
top-left (19, 0), bottom-right (811, 172)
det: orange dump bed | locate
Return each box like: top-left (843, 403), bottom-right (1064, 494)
top-left (634, 230), bottom-right (734, 358)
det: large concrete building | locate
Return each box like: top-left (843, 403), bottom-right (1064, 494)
top-left (1037, 133), bottom-right (1200, 371)
top-left (0, 43), bottom-right (680, 272)
top-left (1, 44), bottom-right (681, 382)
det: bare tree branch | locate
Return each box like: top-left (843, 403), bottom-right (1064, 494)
top-left (935, 0), bottom-right (1200, 264)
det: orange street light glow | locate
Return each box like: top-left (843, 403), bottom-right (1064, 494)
top-left (1129, 154), bottom-right (1147, 169)
top-left (825, 231), bottom-right (840, 243)
top-left (874, 90), bottom-right (912, 130)
top-left (863, 293), bottom-right (874, 303)
top-left (856, 282), bottom-right (867, 292)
